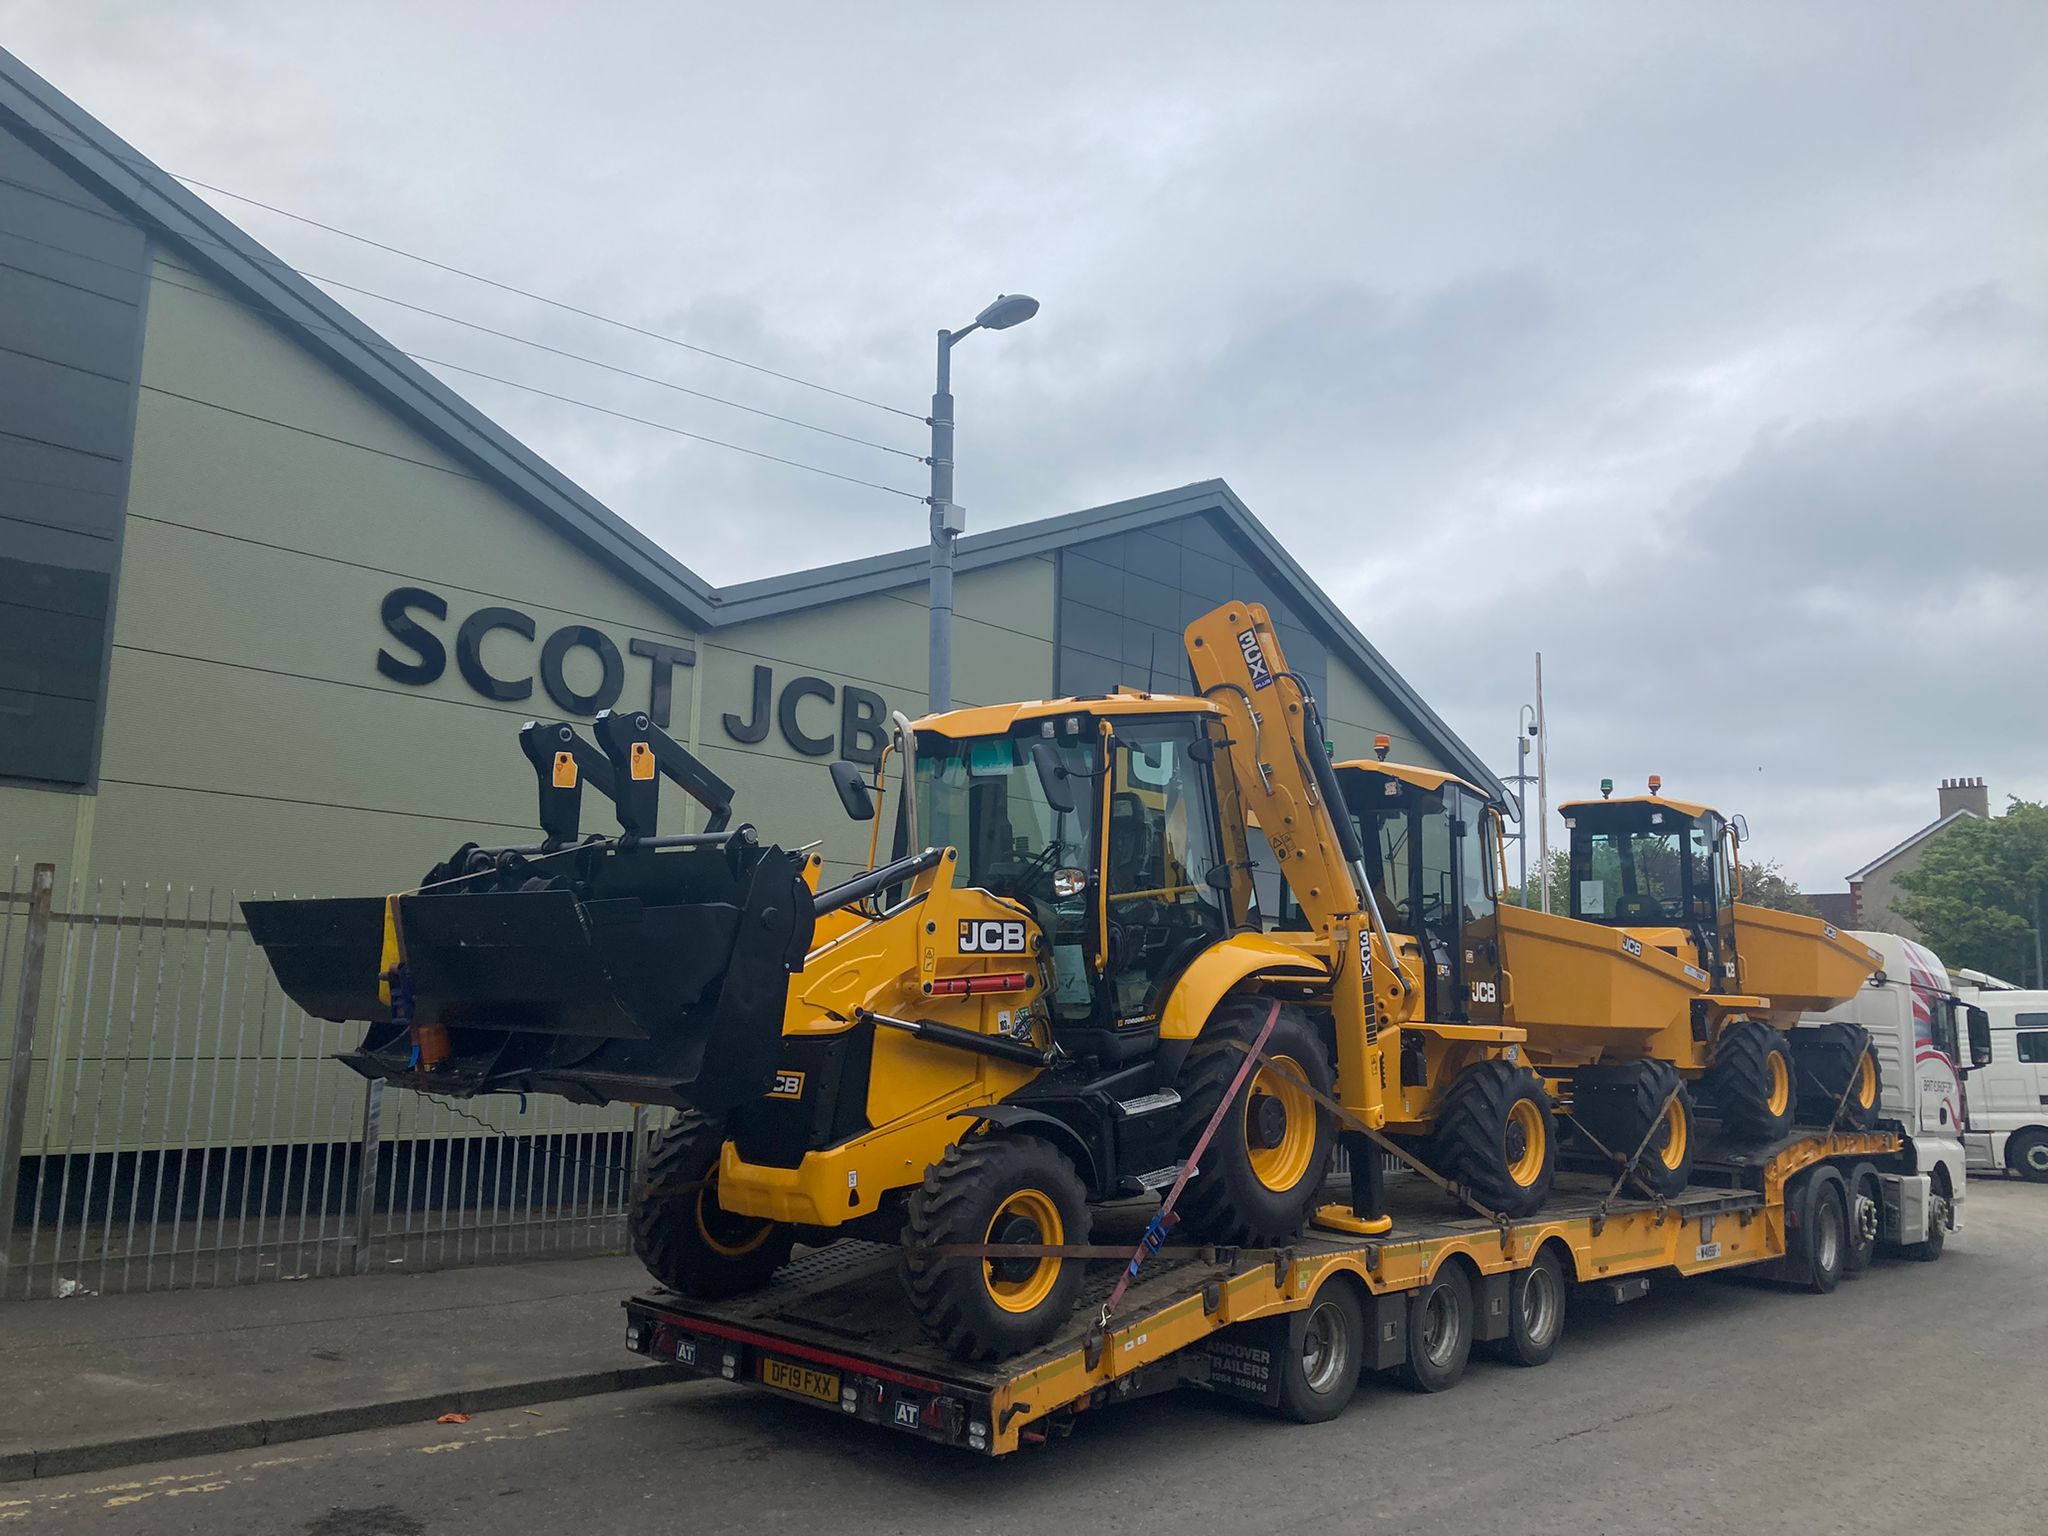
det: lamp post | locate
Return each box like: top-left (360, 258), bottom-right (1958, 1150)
top-left (928, 293), bottom-right (1039, 714)
top-left (1506, 704), bottom-right (1539, 902)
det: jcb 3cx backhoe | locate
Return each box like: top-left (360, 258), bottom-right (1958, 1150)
top-left (1559, 778), bottom-right (1886, 1134)
top-left (245, 602), bottom-right (1534, 1362)
top-left (1315, 751), bottom-right (1880, 1211)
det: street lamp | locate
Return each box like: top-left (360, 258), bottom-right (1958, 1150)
top-left (928, 293), bottom-right (1040, 714)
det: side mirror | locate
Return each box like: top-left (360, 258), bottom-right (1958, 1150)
top-left (829, 760), bottom-right (875, 822)
top-left (1730, 814), bottom-right (1751, 844)
top-left (1030, 740), bottom-right (1076, 815)
top-left (1967, 1005), bottom-right (1994, 1069)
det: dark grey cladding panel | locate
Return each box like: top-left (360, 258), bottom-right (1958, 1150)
top-left (0, 119), bottom-right (145, 787)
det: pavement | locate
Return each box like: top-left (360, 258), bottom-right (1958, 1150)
top-left (4, 1179), bottom-right (2045, 1535)
top-left (0, 1253), bottom-right (677, 1482)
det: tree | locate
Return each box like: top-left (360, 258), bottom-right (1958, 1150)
top-left (1894, 799), bottom-right (2048, 983)
top-left (1503, 848), bottom-right (1571, 911)
top-left (1732, 858), bottom-right (1817, 916)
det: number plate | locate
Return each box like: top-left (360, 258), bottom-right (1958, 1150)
top-left (1696, 1240), bottom-right (1722, 1262)
top-left (760, 1357), bottom-right (840, 1404)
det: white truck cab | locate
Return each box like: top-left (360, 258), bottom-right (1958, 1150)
top-left (1801, 932), bottom-right (1991, 1243)
top-left (1947, 969), bottom-right (2048, 1181)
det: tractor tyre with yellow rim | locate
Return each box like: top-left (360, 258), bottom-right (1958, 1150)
top-left (901, 1135), bottom-right (1091, 1362)
top-left (1175, 997), bottom-right (1336, 1246)
top-left (1790, 1022), bottom-right (1883, 1131)
top-left (1570, 1059), bottom-right (1696, 1201)
top-left (1430, 1059), bottom-right (1556, 1218)
top-left (633, 1110), bottom-right (795, 1299)
top-left (1701, 1019), bottom-right (1797, 1142)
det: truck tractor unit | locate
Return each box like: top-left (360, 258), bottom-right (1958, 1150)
top-left (1322, 751), bottom-right (1714, 1209)
top-left (1559, 780), bottom-right (1886, 1151)
top-left (247, 602), bottom-right (1543, 1363)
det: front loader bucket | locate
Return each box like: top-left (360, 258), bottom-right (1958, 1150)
top-left (242, 837), bottom-right (815, 1117)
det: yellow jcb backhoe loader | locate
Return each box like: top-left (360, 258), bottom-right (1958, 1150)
top-left (243, 602), bottom-right (1528, 1362)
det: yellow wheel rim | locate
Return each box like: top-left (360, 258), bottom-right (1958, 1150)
top-left (1506, 1098), bottom-right (1547, 1188)
top-left (1656, 1098), bottom-right (1689, 1171)
top-left (1246, 1056), bottom-right (1319, 1194)
top-left (1766, 1051), bottom-right (1790, 1117)
top-left (1856, 1052), bottom-right (1877, 1108)
top-left (984, 1189), bottom-right (1064, 1314)
top-left (696, 1178), bottom-right (773, 1258)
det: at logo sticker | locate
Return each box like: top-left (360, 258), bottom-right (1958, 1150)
top-left (959, 919), bottom-right (1029, 954)
top-left (1236, 627), bottom-right (1275, 690)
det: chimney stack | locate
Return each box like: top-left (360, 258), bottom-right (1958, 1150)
top-left (1938, 776), bottom-right (1990, 820)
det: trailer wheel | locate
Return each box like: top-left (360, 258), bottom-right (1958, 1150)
top-left (1276, 1277), bottom-right (1365, 1424)
top-left (1843, 1162), bottom-right (1880, 1274)
top-left (1396, 1262), bottom-right (1474, 1393)
top-left (1702, 1021), bottom-right (1796, 1143)
top-left (1177, 998), bottom-right (1336, 1246)
top-left (1431, 1060), bottom-right (1556, 1218)
top-left (1491, 1247), bottom-right (1568, 1367)
top-left (901, 1135), bottom-right (1091, 1362)
top-left (1570, 1060), bottom-right (1696, 1200)
top-left (2007, 1130), bottom-right (2048, 1184)
top-left (1794, 1172), bottom-right (1846, 1294)
top-left (1790, 1022), bottom-right (1881, 1130)
top-left (633, 1111), bottom-right (795, 1299)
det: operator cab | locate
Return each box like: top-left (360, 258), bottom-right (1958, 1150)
top-left (1561, 781), bottom-right (1738, 985)
top-left (908, 698), bottom-right (1249, 1065)
top-left (1335, 761), bottom-right (1504, 1026)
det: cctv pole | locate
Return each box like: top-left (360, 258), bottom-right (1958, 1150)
top-left (1535, 652), bottom-right (1551, 913)
top-left (1516, 729), bottom-right (1531, 899)
top-left (928, 330), bottom-right (958, 715)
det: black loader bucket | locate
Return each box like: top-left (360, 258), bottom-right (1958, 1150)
top-left (243, 830), bottom-right (815, 1117)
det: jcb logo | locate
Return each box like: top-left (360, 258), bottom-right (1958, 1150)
top-left (959, 919), bottom-right (1028, 954)
top-left (1621, 936), bottom-right (1643, 957)
top-left (1470, 981), bottom-right (1498, 1004)
top-left (766, 1069), bottom-right (805, 1100)
top-left (1236, 628), bottom-right (1275, 691)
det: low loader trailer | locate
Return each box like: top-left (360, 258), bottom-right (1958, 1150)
top-left (623, 1124), bottom-right (1938, 1455)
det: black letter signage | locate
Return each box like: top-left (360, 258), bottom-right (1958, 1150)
top-left (540, 625), bottom-right (625, 716)
top-left (455, 606), bottom-right (535, 702)
top-left (376, 588), bottom-right (447, 685)
top-left (777, 675), bottom-right (837, 756)
top-left (723, 664), bottom-right (772, 744)
top-left (630, 637), bottom-right (696, 729)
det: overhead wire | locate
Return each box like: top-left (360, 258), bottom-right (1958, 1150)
top-left (0, 225), bottom-right (927, 501)
top-left (23, 120), bottom-right (929, 422)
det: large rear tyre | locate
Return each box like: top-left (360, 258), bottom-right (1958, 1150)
top-left (1790, 1022), bottom-right (1881, 1130)
top-left (1489, 1247), bottom-right (1568, 1368)
top-left (901, 1136), bottom-right (1091, 1362)
top-left (1702, 1020), bottom-right (1796, 1142)
top-left (1430, 1059), bottom-right (1556, 1218)
top-left (633, 1111), bottom-right (795, 1299)
top-left (1794, 1172), bottom-right (1847, 1294)
top-left (1902, 1183), bottom-right (1951, 1263)
top-left (1276, 1277), bottom-right (1365, 1424)
top-left (1176, 998), bottom-right (1336, 1246)
top-left (1570, 1060), bottom-right (1696, 1200)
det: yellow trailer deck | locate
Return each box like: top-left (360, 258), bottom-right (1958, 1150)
top-left (623, 1127), bottom-right (1915, 1455)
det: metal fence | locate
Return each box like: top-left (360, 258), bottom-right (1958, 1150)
top-left (1, 859), bottom-right (652, 1302)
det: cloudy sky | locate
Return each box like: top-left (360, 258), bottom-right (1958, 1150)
top-left (14, 2), bottom-right (2048, 890)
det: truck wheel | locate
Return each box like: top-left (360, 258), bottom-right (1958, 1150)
top-left (1571, 1060), bottom-right (1696, 1200)
top-left (1396, 1262), bottom-right (1474, 1392)
top-left (1491, 1247), bottom-right (1568, 1367)
top-left (901, 1135), bottom-right (1091, 1362)
top-left (1702, 1021), bottom-right (1795, 1143)
top-left (1177, 998), bottom-right (1336, 1246)
top-left (2007, 1130), bottom-right (2048, 1183)
top-left (1795, 1173), bottom-right (1846, 1294)
top-left (1790, 1022), bottom-right (1881, 1130)
top-left (1430, 1060), bottom-right (1556, 1218)
top-left (1843, 1162), bottom-right (1880, 1273)
top-left (633, 1111), bottom-right (795, 1299)
top-left (1276, 1277), bottom-right (1364, 1423)
top-left (1903, 1186), bottom-right (1950, 1263)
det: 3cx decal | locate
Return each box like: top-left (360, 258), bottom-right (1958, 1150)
top-left (1236, 628), bottom-right (1275, 691)
top-left (959, 919), bottom-right (1029, 954)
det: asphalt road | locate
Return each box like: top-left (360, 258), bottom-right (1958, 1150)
top-left (12, 1179), bottom-right (2046, 1536)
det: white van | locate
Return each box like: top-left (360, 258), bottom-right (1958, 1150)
top-left (1801, 931), bottom-right (1991, 1242)
top-left (1948, 970), bottom-right (2048, 1181)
